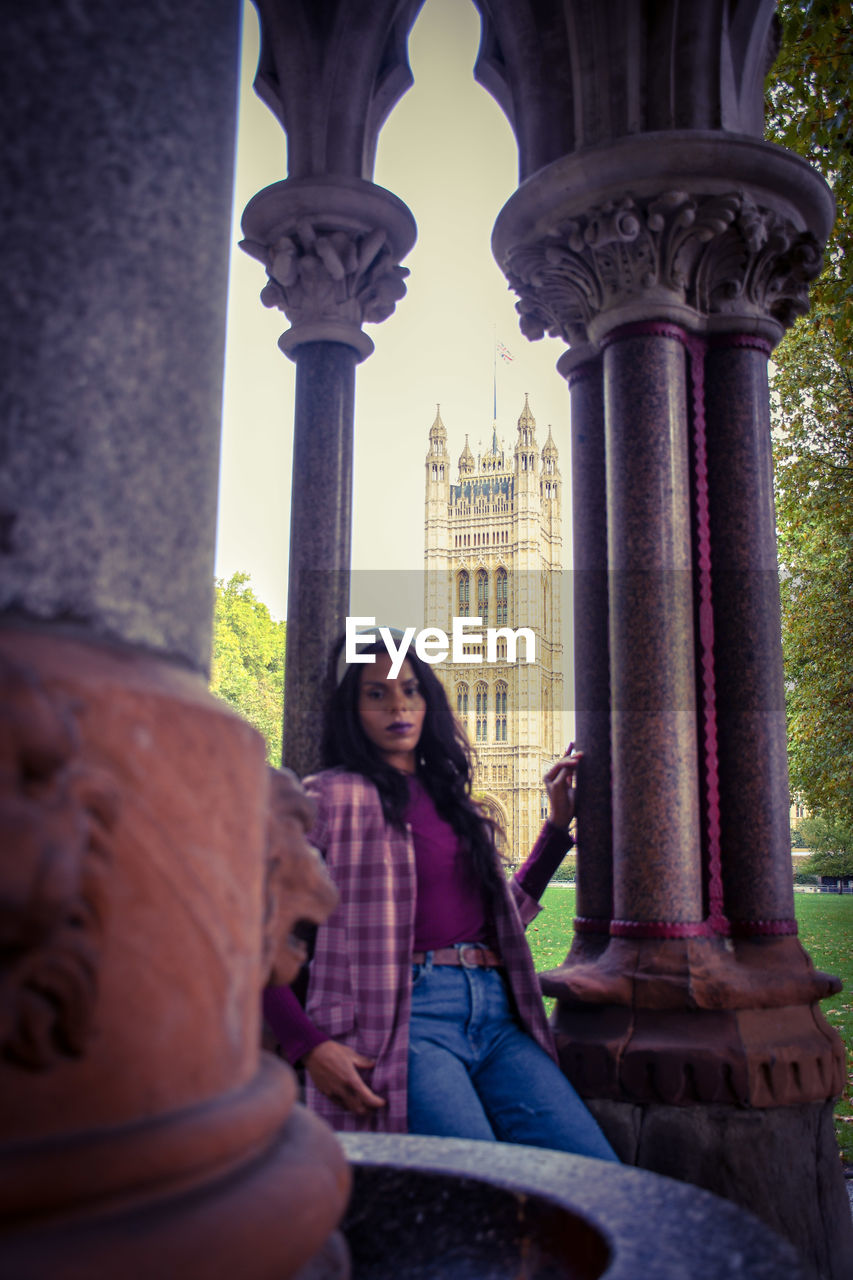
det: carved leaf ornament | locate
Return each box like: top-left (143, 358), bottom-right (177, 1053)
top-left (247, 218), bottom-right (410, 330)
top-left (0, 657), bottom-right (117, 1069)
top-left (504, 190), bottom-right (823, 344)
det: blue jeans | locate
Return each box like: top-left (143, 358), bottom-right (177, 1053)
top-left (407, 954), bottom-right (618, 1161)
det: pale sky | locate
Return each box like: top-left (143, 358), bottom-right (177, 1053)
top-left (215, 0), bottom-right (574, 621)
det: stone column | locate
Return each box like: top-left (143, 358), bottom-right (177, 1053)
top-left (240, 0), bottom-right (421, 776)
top-left (558, 351), bottom-right (612, 956)
top-left (493, 132), bottom-right (852, 1276)
top-left (604, 326), bottom-right (703, 933)
top-left (241, 178), bottom-right (416, 777)
top-left (704, 336), bottom-right (797, 929)
top-left (285, 341), bottom-right (356, 775)
top-left (0, 4), bottom-right (347, 1275)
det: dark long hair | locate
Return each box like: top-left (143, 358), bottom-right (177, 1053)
top-left (321, 636), bottom-right (506, 905)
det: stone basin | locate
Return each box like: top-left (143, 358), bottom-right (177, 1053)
top-left (339, 1134), bottom-right (805, 1280)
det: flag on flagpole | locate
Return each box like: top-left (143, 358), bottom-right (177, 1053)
top-left (496, 340), bottom-right (514, 363)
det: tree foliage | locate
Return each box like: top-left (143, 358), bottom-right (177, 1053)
top-left (792, 869), bottom-right (820, 885)
top-left (210, 572), bottom-right (286, 764)
top-left (765, 1), bottom-right (853, 827)
top-left (796, 812), bottom-right (853, 877)
top-left (766, 0), bottom-right (853, 328)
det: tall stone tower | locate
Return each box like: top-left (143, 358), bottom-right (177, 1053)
top-left (424, 396), bottom-right (565, 860)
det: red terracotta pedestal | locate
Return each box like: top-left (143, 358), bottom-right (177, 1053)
top-left (0, 628), bottom-right (349, 1278)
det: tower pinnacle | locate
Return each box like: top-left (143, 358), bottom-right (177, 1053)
top-left (459, 433), bottom-right (475, 475)
top-left (427, 403), bottom-right (447, 459)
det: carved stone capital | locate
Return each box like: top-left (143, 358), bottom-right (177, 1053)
top-left (502, 189), bottom-right (823, 347)
top-left (493, 132), bottom-right (834, 350)
top-left (241, 176), bottom-right (417, 360)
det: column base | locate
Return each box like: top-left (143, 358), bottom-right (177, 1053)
top-left (547, 933), bottom-right (841, 1012)
top-left (1, 1096), bottom-right (351, 1279)
top-left (547, 937), bottom-right (851, 1279)
top-left (546, 936), bottom-right (844, 1106)
top-left (586, 1098), bottom-right (853, 1280)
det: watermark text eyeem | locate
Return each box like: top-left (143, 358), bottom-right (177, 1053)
top-left (346, 616), bottom-right (535, 678)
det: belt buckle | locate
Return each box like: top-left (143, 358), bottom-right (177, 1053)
top-left (458, 943), bottom-right (485, 968)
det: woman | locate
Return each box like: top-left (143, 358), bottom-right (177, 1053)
top-left (263, 633), bottom-right (617, 1160)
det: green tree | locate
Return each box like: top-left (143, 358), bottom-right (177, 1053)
top-left (772, 313), bottom-right (853, 825)
top-left (766, 1), bottom-right (853, 827)
top-left (210, 572), bottom-right (286, 764)
top-left (798, 812), bottom-right (853, 877)
top-left (766, 0), bottom-right (853, 328)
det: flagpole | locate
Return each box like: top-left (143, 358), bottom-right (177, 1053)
top-left (494, 335), bottom-right (514, 421)
top-left (492, 323), bottom-right (497, 421)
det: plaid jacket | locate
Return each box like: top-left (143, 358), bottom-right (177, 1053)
top-left (302, 769), bottom-right (557, 1134)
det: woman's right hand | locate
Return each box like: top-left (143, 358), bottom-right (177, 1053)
top-left (303, 1040), bottom-right (387, 1116)
top-left (544, 742), bottom-right (583, 828)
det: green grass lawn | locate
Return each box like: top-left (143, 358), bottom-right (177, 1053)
top-left (528, 887), bottom-right (853, 1163)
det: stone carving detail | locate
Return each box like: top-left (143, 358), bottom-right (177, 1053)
top-left (0, 656), bottom-right (117, 1069)
top-left (503, 190), bottom-right (823, 343)
top-left (242, 220), bottom-right (410, 333)
top-left (262, 767), bottom-right (338, 988)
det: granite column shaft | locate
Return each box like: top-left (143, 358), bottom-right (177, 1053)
top-left (1, 0), bottom-right (240, 667)
top-left (604, 330), bottom-right (703, 928)
top-left (284, 342), bottom-right (357, 777)
top-left (704, 339), bottom-right (797, 928)
top-left (564, 356), bottom-right (613, 949)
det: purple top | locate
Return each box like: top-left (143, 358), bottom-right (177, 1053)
top-left (262, 779), bottom-right (573, 1065)
top-left (408, 777), bottom-right (491, 949)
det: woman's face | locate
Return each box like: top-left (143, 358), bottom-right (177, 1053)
top-left (357, 654), bottom-right (426, 773)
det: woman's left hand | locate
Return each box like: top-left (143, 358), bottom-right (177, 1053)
top-left (544, 743), bottom-right (583, 829)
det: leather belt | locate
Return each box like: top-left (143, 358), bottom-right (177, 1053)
top-left (411, 945), bottom-right (503, 969)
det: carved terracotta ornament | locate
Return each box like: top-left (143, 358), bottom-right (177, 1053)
top-left (0, 655), bottom-right (117, 1070)
top-left (504, 190), bottom-right (823, 346)
top-left (262, 766), bottom-right (338, 988)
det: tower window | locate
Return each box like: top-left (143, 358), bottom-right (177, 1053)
top-left (477, 569), bottom-right (489, 622)
top-left (496, 568), bottom-right (508, 625)
top-left (475, 682), bottom-right (488, 742)
top-left (458, 570), bottom-right (469, 616)
top-left (495, 681), bottom-right (507, 742)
